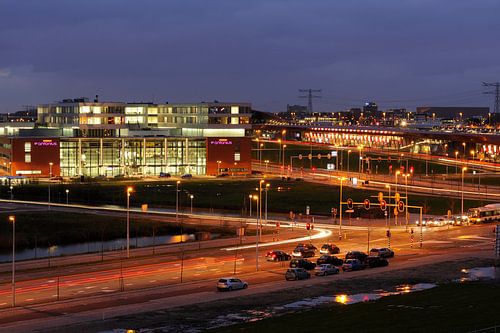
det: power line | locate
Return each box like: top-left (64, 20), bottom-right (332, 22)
top-left (298, 89), bottom-right (322, 113)
top-left (482, 82), bottom-right (500, 113)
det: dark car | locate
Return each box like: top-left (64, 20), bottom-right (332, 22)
top-left (369, 248), bottom-right (394, 258)
top-left (159, 172), bottom-right (171, 178)
top-left (316, 255), bottom-right (343, 266)
top-left (216, 173), bottom-right (229, 178)
top-left (296, 243), bottom-right (318, 251)
top-left (289, 258), bottom-right (316, 270)
top-left (366, 256), bottom-right (389, 268)
top-left (292, 246), bottom-right (315, 258)
top-left (345, 251), bottom-right (368, 262)
top-left (181, 173), bottom-right (193, 179)
top-left (320, 243), bottom-right (340, 255)
top-left (342, 259), bottom-right (366, 272)
top-left (285, 268), bottom-right (310, 281)
top-left (266, 250), bottom-right (291, 262)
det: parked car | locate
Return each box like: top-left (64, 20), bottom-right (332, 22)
top-left (285, 268), bottom-right (311, 281)
top-left (296, 243), bottom-right (318, 251)
top-left (292, 246), bottom-right (315, 258)
top-left (369, 248), bottom-right (394, 258)
top-left (216, 173), bottom-right (229, 177)
top-left (345, 251), bottom-right (368, 262)
top-left (217, 277), bottom-right (248, 291)
top-left (316, 255), bottom-right (343, 266)
top-left (366, 256), bottom-right (389, 268)
top-left (342, 259), bottom-right (366, 272)
top-left (289, 258), bottom-right (316, 270)
top-left (265, 250), bottom-right (291, 262)
top-left (320, 243), bottom-right (340, 255)
top-left (159, 172), bottom-right (171, 178)
top-left (314, 264), bottom-right (340, 276)
top-left (181, 173), bottom-right (193, 179)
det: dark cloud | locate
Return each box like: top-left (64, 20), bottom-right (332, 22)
top-left (0, 0), bottom-right (499, 112)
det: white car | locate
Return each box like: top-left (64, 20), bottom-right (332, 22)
top-left (217, 277), bottom-right (248, 291)
top-left (314, 264), bottom-right (339, 276)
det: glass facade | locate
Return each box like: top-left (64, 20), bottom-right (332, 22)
top-left (59, 138), bottom-right (206, 177)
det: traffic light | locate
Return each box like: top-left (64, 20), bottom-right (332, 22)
top-left (410, 166), bottom-right (414, 174)
top-left (346, 198), bottom-right (353, 209)
top-left (363, 199), bottom-right (370, 210)
top-left (306, 223), bottom-right (311, 230)
top-left (386, 230), bottom-right (391, 238)
top-left (380, 200), bottom-right (387, 211)
top-left (398, 200), bottom-right (405, 212)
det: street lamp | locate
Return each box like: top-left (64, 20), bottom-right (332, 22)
top-left (461, 167), bottom-right (467, 217)
top-left (9, 215), bottom-right (15, 307)
top-left (470, 150), bottom-right (475, 161)
top-left (277, 139), bottom-right (282, 168)
top-left (126, 186), bottom-right (133, 258)
top-left (176, 181), bottom-right (180, 220)
top-left (248, 194), bottom-right (253, 217)
top-left (264, 160), bottom-right (269, 174)
top-left (462, 142), bottom-right (466, 159)
top-left (282, 144), bottom-right (287, 176)
top-left (260, 143), bottom-right (264, 167)
top-left (216, 160), bottom-right (222, 176)
top-left (403, 173), bottom-right (410, 231)
top-left (190, 194), bottom-right (194, 214)
top-left (254, 193), bottom-right (260, 271)
top-left (455, 151), bottom-right (459, 174)
top-left (357, 146), bottom-right (363, 173)
top-left (265, 183), bottom-right (270, 226)
top-left (65, 189), bottom-right (69, 205)
top-left (9, 186), bottom-right (13, 201)
top-left (385, 184), bottom-right (391, 227)
top-left (395, 170), bottom-right (401, 194)
top-left (48, 162), bottom-right (53, 210)
top-left (347, 150), bottom-right (352, 173)
top-left (339, 177), bottom-right (346, 240)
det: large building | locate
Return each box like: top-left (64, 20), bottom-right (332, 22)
top-left (0, 99), bottom-right (253, 178)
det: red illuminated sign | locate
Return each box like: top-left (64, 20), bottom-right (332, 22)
top-left (33, 140), bottom-right (58, 147)
top-left (210, 139), bottom-right (233, 145)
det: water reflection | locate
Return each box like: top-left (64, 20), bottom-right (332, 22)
top-left (0, 234), bottom-right (200, 263)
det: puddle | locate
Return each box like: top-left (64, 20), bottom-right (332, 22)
top-left (459, 266), bottom-right (500, 282)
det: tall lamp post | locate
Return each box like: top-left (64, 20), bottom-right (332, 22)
top-left (248, 194), bottom-right (253, 217)
top-left (48, 162), bottom-right (53, 210)
top-left (190, 194), bottom-right (194, 214)
top-left (385, 184), bottom-right (391, 227)
top-left (254, 193), bottom-right (260, 271)
top-left (455, 151), bottom-right (459, 174)
top-left (176, 181), bottom-right (180, 220)
top-left (216, 160), bottom-right (221, 176)
top-left (65, 189), bottom-right (69, 205)
top-left (9, 215), bottom-right (15, 307)
top-left (282, 145), bottom-right (287, 176)
top-left (347, 150), bottom-right (351, 173)
top-left (264, 160), bottom-right (269, 174)
top-left (265, 183), bottom-right (270, 226)
top-left (403, 173), bottom-right (410, 231)
top-left (461, 167), bottom-right (467, 217)
top-left (339, 177), bottom-right (346, 240)
top-left (126, 186), bottom-right (133, 258)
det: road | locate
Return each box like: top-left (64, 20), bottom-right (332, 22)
top-left (0, 217), bottom-right (494, 332)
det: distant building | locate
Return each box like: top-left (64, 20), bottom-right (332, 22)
top-left (363, 102), bottom-right (378, 114)
top-left (416, 107), bottom-right (490, 120)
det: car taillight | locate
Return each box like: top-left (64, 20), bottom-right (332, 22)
top-left (272, 255), bottom-right (276, 258)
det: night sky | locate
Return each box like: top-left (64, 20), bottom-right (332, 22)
top-left (1, 0), bottom-right (499, 112)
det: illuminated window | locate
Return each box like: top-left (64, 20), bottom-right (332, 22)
top-left (24, 142), bottom-right (31, 153)
top-left (25, 153), bottom-right (31, 163)
top-left (234, 152), bottom-right (241, 161)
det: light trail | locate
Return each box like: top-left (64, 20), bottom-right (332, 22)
top-left (222, 225), bottom-right (332, 251)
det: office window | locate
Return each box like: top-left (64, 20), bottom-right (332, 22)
top-left (24, 142), bottom-right (31, 153)
top-left (234, 152), bottom-right (241, 161)
top-left (25, 153), bottom-right (31, 163)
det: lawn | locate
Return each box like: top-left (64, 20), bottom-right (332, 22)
top-left (212, 282), bottom-right (500, 333)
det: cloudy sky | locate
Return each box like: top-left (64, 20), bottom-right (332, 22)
top-left (0, 0), bottom-right (499, 112)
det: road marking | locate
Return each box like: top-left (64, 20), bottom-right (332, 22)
top-left (149, 280), bottom-right (157, 283)
top-left (85, 286), bottom-right (96, 289)
top-left (25, 298), bottom-right (34, 301)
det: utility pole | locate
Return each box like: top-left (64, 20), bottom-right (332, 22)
top-left (299, 89), bottom-right (322, 113)
top-left (483, 82), bottom-right (500, 114)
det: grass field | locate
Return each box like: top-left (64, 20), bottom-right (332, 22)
top-left (0, 178), bottom-right (494, 217)
top-left (212, 282), bottom-right (500, 333)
